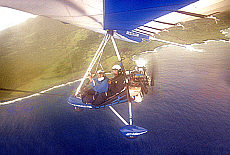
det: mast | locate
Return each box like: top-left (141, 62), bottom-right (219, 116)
top-left (110, 31), bottom-right (133, 125)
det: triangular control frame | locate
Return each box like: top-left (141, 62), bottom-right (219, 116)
top-left (74, 30), bottom-right (147, 138)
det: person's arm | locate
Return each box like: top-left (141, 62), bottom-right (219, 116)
top-left (88, 75), bottom-right (93, 82)
top-left (88, 74), bottom-right (96, 87)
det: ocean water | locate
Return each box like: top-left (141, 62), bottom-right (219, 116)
top-left (0, 40), bottom-right (230, 154)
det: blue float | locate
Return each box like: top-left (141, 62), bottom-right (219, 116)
top-left (120, 125), bottom-right (148, 138)
top-left (67, 92), bottom-right (128, 109)
top-left (67, 95), bottom-right (94, 109)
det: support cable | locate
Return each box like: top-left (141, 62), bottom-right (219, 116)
top-left (111, 36), bottom-right (122, 62)
top-left (95, 47), bottom-right (105, 73)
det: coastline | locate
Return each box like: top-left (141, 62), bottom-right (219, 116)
top-left (1, 35), bottom-right (229, 106)
top-left (0, 78), bottom-right (81, 105)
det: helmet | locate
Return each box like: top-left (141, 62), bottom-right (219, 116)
top-left (112, 65), bottom-right (121, 70)
top-left (97, 70), bottom-right (105, 74)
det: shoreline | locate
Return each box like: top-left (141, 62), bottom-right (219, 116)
top-left (1, 35), bottom-right (229, 106)
top-left (133, 39), bottom-right (230, 60)
top-left (0, 78), bottom-right (82, 105)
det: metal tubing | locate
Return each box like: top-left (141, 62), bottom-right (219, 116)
top-left (75, 33), bottom-right (109, 96)
top-left (128, 101), bottom-right (133, 125)
top-left (111, 36), bottom-right (122, 62)
top-left (111, 34), bottom-right (133, 125)
top-left (90, 35), bottom-right (110, 72)
top-left (95, 47), bottom-right (105, 72)
top-left (109, 106), bottom-right (129, 125)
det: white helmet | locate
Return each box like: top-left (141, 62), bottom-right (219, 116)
top-left (112, 65), bottom-right (121, 70)
top-left (97, 70), bottom-right (105, 74)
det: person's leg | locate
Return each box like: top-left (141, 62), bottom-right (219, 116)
top-left (82, 95), bottom-right (94, 104)
top-left (93, 93), bottom-right (107, 106)
top-left (81, 88), bottom-right (96, 104)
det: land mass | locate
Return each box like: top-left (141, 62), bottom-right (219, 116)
top-left (0, 11), bottom-right (229, 101)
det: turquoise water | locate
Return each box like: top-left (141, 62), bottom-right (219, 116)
top-left (0, 41), bottom-right (230, 154)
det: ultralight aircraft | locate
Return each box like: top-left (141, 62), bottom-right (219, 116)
top-left (0, 0), bottom-right (228, 138)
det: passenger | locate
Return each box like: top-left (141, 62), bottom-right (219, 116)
top-left (108, 65), bottom-right (125, 96)
top-left (81, 70), bottom-right (109, 105)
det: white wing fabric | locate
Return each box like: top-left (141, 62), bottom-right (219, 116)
top-left (0, 0), bottom-right (104, 34)
top-left (0, 0), bottom-right (228, 42)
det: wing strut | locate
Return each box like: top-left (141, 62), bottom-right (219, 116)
top-left (74, 32), bottom-right (110, 96)
top-left (109, 106), bottom-right (129, 125)
top-left (110, 31), bottom-right (147, 138)
top-left (111, 34), bottom-right (133, 125)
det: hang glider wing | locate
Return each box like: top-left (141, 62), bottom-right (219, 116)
top-left (0, 0), bottom-right (104, 34)
top-left (104, 0), bottom-right (229, 42)
top-left (0, 0), bottom-right (228, 42)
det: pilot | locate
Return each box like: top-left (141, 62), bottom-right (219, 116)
top-left (108, 65), bottom-right (125, 96)
top-left (89, 70), bottom-right (108, 93)
top-left (81, 70), bottom-right (109, 105)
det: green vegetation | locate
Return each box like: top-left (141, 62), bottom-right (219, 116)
top-left (0, 11), bottom-right (229, 101)
top-left (158, 11), bottom-right (230, 44)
